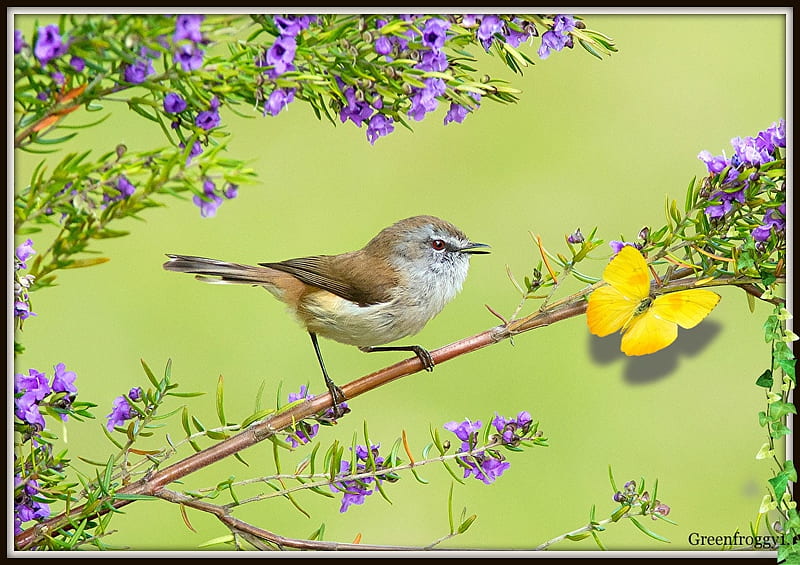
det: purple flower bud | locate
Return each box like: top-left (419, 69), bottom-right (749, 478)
top-left (70, 56), bottom-right (85, 71)
top-left (128, 387), bottom-right (143, 401)
top-left (116, 176), bottom-right (136, 198)
top-left (223, 183), bottom-right (238, 199)
top-left (567, 228), bottom-right (584, 244)
top-left (163, 92), bottom-right (187, 114)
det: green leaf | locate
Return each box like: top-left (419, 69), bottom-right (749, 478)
top-left (457, 514), bottom-right (478, 534)
top-left (629, 517), bottom-right (670, 543)
top-left (768, 401), bottom-right (796, 420)
top-left (769, 472), bottom-right (790, 500)
top-left (784, 460), bottom-right (797, 482)
top-left (590, 529), bottom-right (607, 550)
top-left (566, 532), bottom-right (592, 541)
top-left (140, 358), bottom-right (159, 388)
top-left (608, 465), bottom-right (618, 492)
top-left (756, 369), bottom-right (774, 388)
top-left (216, 374), bottom-right (226, 426)
top-left (610, 505), bottom-right (630, 522)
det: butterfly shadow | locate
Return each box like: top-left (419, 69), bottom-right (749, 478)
top-left (588, 320), bottom-right (723, 385)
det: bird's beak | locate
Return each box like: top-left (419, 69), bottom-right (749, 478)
top-left (460, 242), bottom-right (491, 254)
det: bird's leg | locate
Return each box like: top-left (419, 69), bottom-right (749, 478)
top-left (309, 332), bottom-right (348, 419)
top-left (359, 345), bottom-right (435, 372)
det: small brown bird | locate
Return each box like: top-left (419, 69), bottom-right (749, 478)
top-left (163, 215), bottom-right (489, 416)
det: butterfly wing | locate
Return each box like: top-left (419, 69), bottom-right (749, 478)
top-left (620, 308), bottom-right (678, 356)
top-left (602, 246), bottom-right (651, 301)
top-left (586, 246), bottom-right (652, 337)
top-left (587, 286), bottom-right (638, 337)
top-left (651, 289), bottom-right (721, 328)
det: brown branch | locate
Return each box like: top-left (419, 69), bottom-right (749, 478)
top-left (13, 272), bottom-right (784, 550)
top-left (156, 489), bottom-right (420, 551)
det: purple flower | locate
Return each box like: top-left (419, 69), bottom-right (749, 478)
top-left (462, 15), bottom-right (481, 28)
top-left (274, 15), bottom-right (315, 37)
top-left (752, 205), bottom-right (786, 242)
top-left (421, 18), bottom-right (450, 50)
top-left (15, 301), bottom-right (36, 321)
top-left (266, 35), bottom-right (297, 77)
top-left (106, 395), bottom-right (135, 431)
top-left (16, 394), bottom-right (45, 428)
top-left (174, 43), bottom-right (204, 72)
top-left (366, 113), bottom-right (394, 145)
top-left (123, 58), bottom-right (155, 84)
top-left (180, 140), bottom-right (203, 165)
top-left (116, 176), bottom-right (135, 198)
top-left (69, 56), bottom-right (85, 71)
top-left (704, 188), bottom-right (745, 219)
top-left (195, 107), bottom-right (221, 130)
top-left (609, 240), bottom-right (637, 255)
top-left (174, 14), bottom-right (204, 43)
top-left (697, 150), bottom-right (728, 174)
top-left (34, 24), bottom-right (67, 65)
top-left (407, 77), bottom-right (446, 122)
top-left (16, 369), bottom-right (51, 402)
top-left (338, 83), bottom-right (374, 127)
top-left (16, 239), bottom-right (36, 269)
top-left (264, 87), bottom-right (296, 116)
top-left (52, 363), bottom-right (77, 394)
top-left (444, 418), bottom-right (482, 445)
top-left (193, 178), bottom-right (223, 218)
top-left (331, 444), bottom-right (385, 512)
top-left (417, 49), bottom-right (448, 72)
top-left (51, 71), bottom-right (65, 86)
top-left (463, 454), bottom-right (510, 484)
top-left (14, 478), bottom-right (50, 534)
top-left (477, 15), bottom-right (503, 50)
top-left (444, 92), bottom-right (481, 125)
top-left (491, 411), bottom-right (532, 445)
top-left (224, 183), bottom-right (238, 199)
top-left (504, 18), bottom-right (532, 47)
top-left (374, 35), bottom-right (392, 55)
top-left (128, 387), bottom-right (143, 401)
top-left (14, 29), bottom-right (26, 54)
top-left (567, 228), bottom-right (584, 244)
top-left (538, 15), bottom-right (576, 59)
top-left (164, 92), bottom-right (187, 114)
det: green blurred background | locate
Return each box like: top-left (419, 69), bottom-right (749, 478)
top-left (13, 12), bottom-right (787, 552)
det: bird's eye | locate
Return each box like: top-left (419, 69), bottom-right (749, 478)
top-left (431, 239), bottom-right (447, 251)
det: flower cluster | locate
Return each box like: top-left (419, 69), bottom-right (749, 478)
top-left (258, 15), bottom-right (315, 117)
top-left (15, 363), bottom-right (78, 431)
top-left (445, 411), bottom-right (536, 484)
top-left (106, 387), bottom-right (143, 431)
top-left (697, 119), bottom-right (786, 239)
top-left (14, 474), bottom-right (50, 535)
top-left (612, 479), bottom-right (671, 520)
top-left (330, 444), bottom-right (394, 512)
top-left (254, 14), bottom-right (579, 144)
top-left (191, 176), bottom-right (238, 218)
top-left (14, 239), bottom-right (37, 326)
top-left (173, 14), bottom-right (206, 72)
top-left (283, 384), bottom-right (350, 447)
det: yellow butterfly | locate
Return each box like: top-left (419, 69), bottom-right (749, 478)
top-left (586, 245), bottom-right (721, 356)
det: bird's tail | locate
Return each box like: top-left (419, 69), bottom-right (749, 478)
top-left (163, 254), bottom-right (277, 285)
